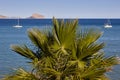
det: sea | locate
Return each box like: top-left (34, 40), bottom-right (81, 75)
top-left (0, 19), bottom-right (120, 80)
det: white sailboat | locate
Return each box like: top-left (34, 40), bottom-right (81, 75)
top-left (13, 18), bottom-right (22, 28)
top-left (104, 19), bottom-right (112, 28)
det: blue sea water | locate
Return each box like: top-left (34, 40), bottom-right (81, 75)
top-left (0, 19), bottom-right (120, 80)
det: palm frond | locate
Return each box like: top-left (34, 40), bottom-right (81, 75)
top-left (91, 52), bottom-right (119, 68)
top-left (11, 45), bottom-right (37, 60)
top-left (76, 28), bottom-right (104, 60)
top-left (27, 28), bottom-right (53, 57)
top-left (52, 18), bottom-right (78, 55)
top-left (62, 62), bottom-right (80, 77)
top-left (78, 28), bottom-right (103, 44)
top-left (78, 42), bottom-right (105, 60)
top-left (3, 68), bottom-right (38, 80)
top-left (79, 52), bottom-right (119, 79)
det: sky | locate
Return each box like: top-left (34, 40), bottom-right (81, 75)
top-left (0, 0), bottom-right (120, 18)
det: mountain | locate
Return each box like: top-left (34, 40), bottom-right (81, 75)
top-left (28, 13), bottom-right (44, 19)
top-left (0, 15), bottom-right (8, 18)
top-left (0, 13), bottom-right (45, 19)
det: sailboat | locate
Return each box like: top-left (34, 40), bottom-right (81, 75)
top-left (13, 18), bottom-right (22, 28)
top-left (104, 19), bottom-right (112, 28)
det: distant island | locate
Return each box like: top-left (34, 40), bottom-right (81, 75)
top-left (0, 15), bottom-right (8, 19)
top-left (0, 13), bottom-right (44, 19)
top-left (28, 13), bottom-right (44, 19)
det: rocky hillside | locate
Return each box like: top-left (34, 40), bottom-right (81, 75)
top-left (0, 13), bottom-right (45, 19)
top-left (29, 13), bottom-right (44, 19)
top-left (0, 15), bottom-right (8, 18)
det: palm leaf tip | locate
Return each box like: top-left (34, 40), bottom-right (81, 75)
top-left (10, 44), bottom-right (37, 60)
top-left (3, 68), bottom-right (38, 80)
top-left (114, 56), bottom-right (120, 64)
top-left (27, 28), bottom-right (49, 51)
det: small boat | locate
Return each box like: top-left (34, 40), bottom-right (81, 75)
top-left (13, 18), bottom-right (22, 28)
top-left (13, 25), bottom-right (22, 28)
top-left (104, 19), bottom-right (112, 28)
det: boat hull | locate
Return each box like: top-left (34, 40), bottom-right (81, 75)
top-left (13, 25), bottom-right (22, 28)
top-left (104, 25), bottom-right (112, 28)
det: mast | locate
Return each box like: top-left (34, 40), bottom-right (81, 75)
top-left (18, 18), bottom-right (19, 25)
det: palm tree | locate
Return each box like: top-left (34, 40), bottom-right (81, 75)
top-left (3, 17), bottom-right (120, 80)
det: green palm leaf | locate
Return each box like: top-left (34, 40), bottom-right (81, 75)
top-left (52, 17), bottom-right (78, 55)
top-left (11, 45), bottom-right (37, 60)
top-left (3, 68), bottom-right (39, 80)
top-left (76, 28), bottom-right (104, 60)
top-left (28, 28), bottom-right (54, 57)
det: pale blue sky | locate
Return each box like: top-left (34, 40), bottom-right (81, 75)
top-left (0, 0), bottom-right (120, 18)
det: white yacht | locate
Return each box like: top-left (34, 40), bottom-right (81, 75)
top-left (104, 19), bottom-right (112, 28)
top-left (13, 18), bottom-right (23, 28)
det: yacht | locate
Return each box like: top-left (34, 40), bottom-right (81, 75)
top-left (13, 18), bottom-right (23, 28)
top-left (104, 19), bottom-right (112, 28)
